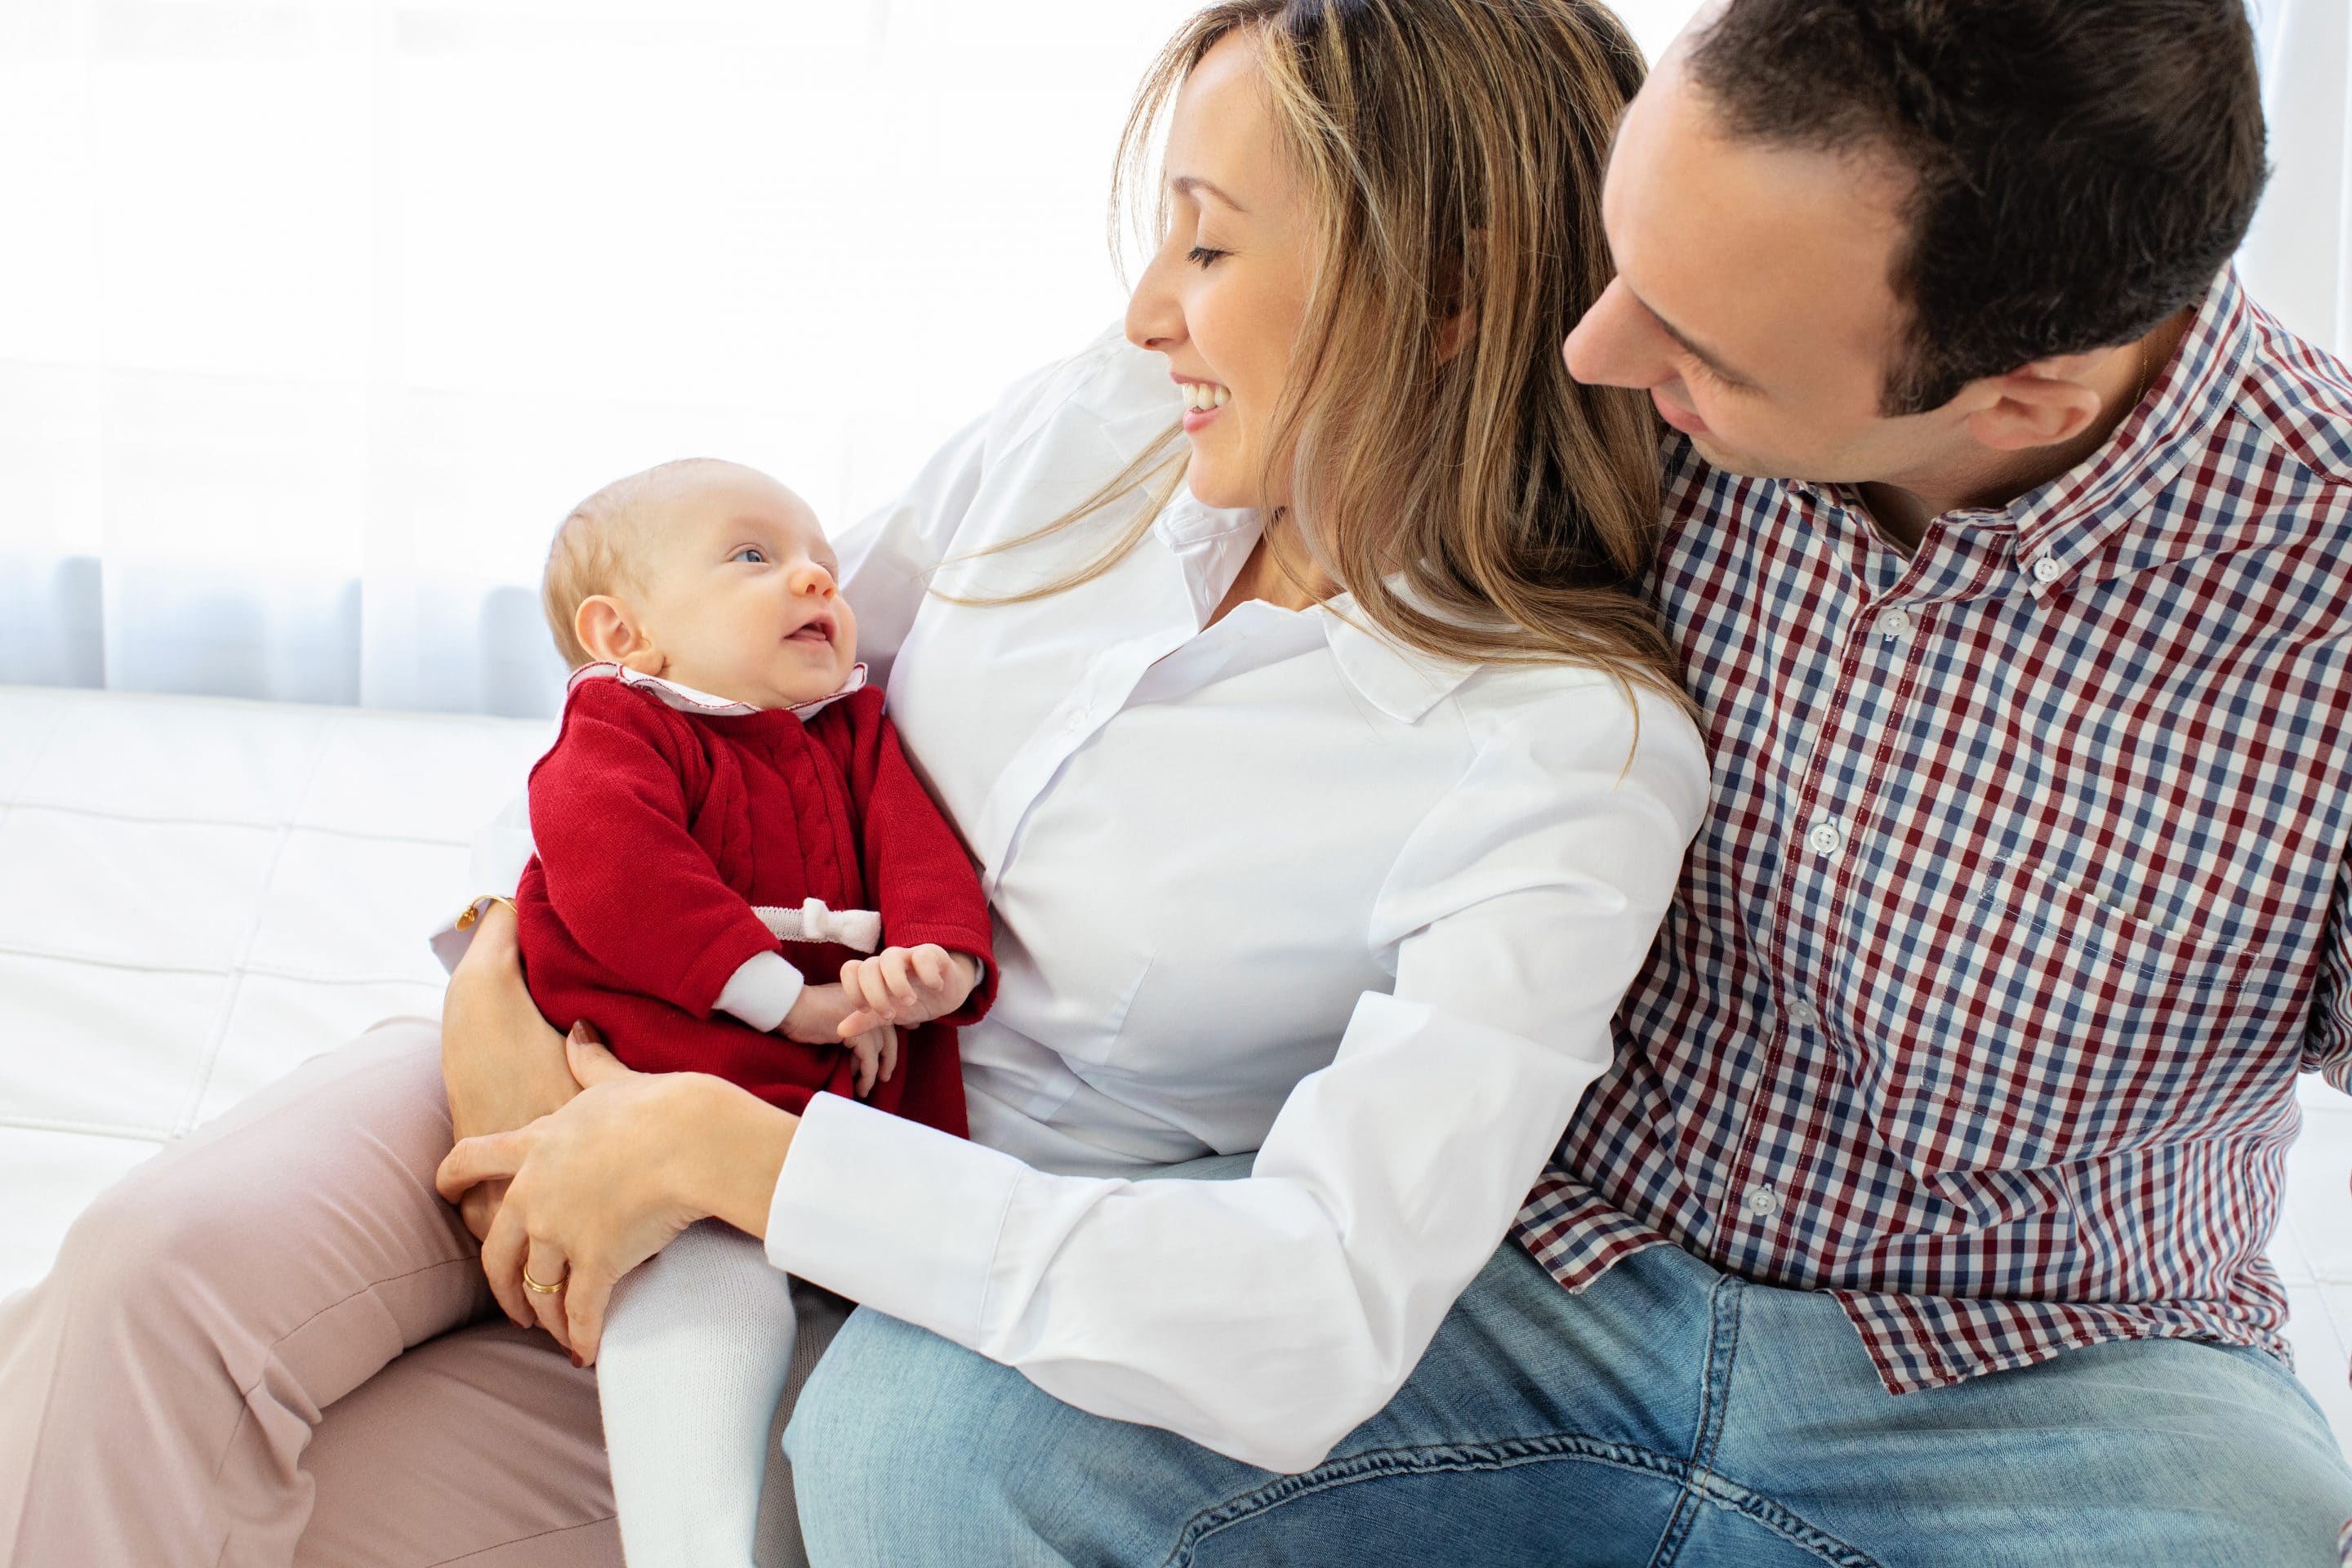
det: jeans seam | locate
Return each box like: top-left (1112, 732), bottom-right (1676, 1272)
top-left (1159, 1434), bottom-right (1695, 1568)
top-left (1671, 1473), bottom-right (1884, 1568)
top-left (1654, 1276), bottom-right (1884, 1568)
top-left (1649, 1272), bottom-right (1744, 1566)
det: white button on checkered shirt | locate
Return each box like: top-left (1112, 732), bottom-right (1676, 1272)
top-left (1516, 267), bottom-right (2352, 1395)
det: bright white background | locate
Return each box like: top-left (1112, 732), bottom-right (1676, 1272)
top-left (1, 0), bottom-right (2337, 718)
top-left (5, 0), bottom-right (2352, 1445)
top-left (1, 0), bottom-right (1206, 713)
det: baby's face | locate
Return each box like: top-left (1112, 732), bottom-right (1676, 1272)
top-left (631, 470), bottom-right (859, 710)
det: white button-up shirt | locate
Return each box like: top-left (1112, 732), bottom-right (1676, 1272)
top-left (451, 326), bottom-right (1710, 1472)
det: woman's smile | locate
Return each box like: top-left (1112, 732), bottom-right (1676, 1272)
top-left (1179, 377), bottom-right (1230, 433)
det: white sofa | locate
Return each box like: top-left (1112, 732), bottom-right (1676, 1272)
top-left (7, 682), bottom-right (2352, 1451)
top-left (0, 684), bottom-right (547, 1293)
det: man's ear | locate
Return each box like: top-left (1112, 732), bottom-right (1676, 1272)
top-left (573, 595), bottom-right (663, 674)
top-left (1956, 351), bottom-right (2111, 455)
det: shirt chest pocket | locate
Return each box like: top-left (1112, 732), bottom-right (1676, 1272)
top-left (1857, 853), bottom-right (2277, 1187)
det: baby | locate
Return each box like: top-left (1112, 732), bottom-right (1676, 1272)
top-left (517, 456), bottom-right (995, 1567)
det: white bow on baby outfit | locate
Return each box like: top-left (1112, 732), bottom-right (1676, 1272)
top-left (754, 897), bottom-right (883, 954)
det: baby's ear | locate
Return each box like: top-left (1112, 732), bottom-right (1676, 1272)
top-left (574, 595), bottom-right (662, 671)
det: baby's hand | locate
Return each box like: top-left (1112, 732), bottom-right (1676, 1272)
top-left (841, 1022), bottom-right (898, 1098)
top-left (779, 982), bottom-right (897, 1098)
top-left (777, 982), bottom-right (858, 1047)
top-left (838, 945), bottom-right (978, 1036)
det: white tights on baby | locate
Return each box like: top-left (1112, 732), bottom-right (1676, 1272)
top-left (597, 1218), bottom-right (800, 1568)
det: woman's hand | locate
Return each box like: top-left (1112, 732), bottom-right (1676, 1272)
top-left (434, 1023), bottom-right (799, 1362)
top-left (439, 901), bottom-right (582, 1243)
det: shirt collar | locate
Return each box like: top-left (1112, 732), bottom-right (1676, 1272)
top-left (1778, 266), bottom-right (2255, 596)
top-left (1150, 487), bottom-right (1258, 549)
top-left (568, 660), bottom-right (870, 721)
top-left (2004, 264), bottom-right (2254, 595)
top-left (1317, 579), bottom-right (1482, 724)
top-left (1153, 488), bottom-right (1478, 724)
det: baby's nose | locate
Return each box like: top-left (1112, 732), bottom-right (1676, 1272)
top-left (790, 564), bottom-right (836, 596)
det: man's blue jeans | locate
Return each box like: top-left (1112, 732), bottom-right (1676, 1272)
top-left (785, 1154), bottom-right (2352, 1566)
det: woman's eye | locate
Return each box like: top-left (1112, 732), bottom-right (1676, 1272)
top-left (732, 547), bottom-right (767, 564)
top-left (1187, 246), bottom-right (1227, 269)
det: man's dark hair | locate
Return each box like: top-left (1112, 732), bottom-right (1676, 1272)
top-left (1686, 0), bottom-right (2269, 415)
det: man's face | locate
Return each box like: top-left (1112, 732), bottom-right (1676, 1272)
top-left (1563, 55), bottom-right (1968, 488)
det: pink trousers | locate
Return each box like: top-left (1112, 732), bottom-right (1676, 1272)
top-left (0, 1018), bottom-right (844, 1567)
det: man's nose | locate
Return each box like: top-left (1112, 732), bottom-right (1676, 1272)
top-left (1562, 278), bottom-right (1659, 390)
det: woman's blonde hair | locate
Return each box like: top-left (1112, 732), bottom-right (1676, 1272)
top-left (938, 0), bottom-right (1694, 724)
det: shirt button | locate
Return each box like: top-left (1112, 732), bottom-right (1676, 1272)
top-left (1806, 821), bottom-right (1842, 856)
top-left (1787, 1000), bottom-right (1820, 1027)
top-left (2031, 555), bottom-right (2062, 583)
top-left (1745, 1186), bottom-right (1780, 1218)
top-left (1875, 608), bottom-right (1913, 638)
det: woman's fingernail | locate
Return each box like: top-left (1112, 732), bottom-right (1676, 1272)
top-left (571, 1352), bottom-right (584, 1369)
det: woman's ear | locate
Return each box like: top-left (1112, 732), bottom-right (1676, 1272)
top-left (1437, 231), bottom-right (1482, 366)
top-left (574, 595), bottom-right (664, 674)
top-left (1437, 308), bottom-right (1475, 366)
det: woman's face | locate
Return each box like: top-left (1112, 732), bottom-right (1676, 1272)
top-left (1124, 29), bottom-right (1320, 512)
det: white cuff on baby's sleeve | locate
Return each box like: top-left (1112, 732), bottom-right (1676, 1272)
top-left (715, 951), bottom-right (807, 1032)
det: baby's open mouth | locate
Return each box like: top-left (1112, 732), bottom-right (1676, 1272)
top-left (786, 613), bottom-right (833, 644)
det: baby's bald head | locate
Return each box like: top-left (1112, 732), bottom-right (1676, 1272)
top-left (541, 457), bottom-right (757, 668)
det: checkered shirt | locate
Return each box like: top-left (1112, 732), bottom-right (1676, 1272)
top-left (1514, 267), bottom-right (2352, 1393)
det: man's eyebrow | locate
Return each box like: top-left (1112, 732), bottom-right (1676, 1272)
top-left (1629, 287), bottom-right (1760, 388)
top-left (1170, 174), bottom-right (1249, 214)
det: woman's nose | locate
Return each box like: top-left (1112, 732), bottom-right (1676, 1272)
top-left (1124, 246), bottom-right (1185, 354)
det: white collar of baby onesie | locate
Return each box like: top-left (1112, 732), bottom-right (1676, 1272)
top-left (568, 661), bottom-right (870, 722)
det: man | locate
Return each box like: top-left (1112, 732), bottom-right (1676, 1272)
top-left (795, 2), bottom-right (2352, 1561)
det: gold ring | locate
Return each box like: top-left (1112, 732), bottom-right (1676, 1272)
top-left (522, 1264), bottom-right (564, 1294)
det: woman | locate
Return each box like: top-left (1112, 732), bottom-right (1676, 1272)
top-left (0, 2), bottom-right (1705, 1563)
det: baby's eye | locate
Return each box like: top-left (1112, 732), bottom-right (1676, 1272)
top-left (732, 547), bottom-right (768, 564)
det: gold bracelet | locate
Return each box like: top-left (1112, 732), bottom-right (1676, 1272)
top-left (453, 894), bottom-right (519, 932)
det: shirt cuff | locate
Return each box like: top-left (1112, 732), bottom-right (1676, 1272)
top-left (765, 1090), bottom-right (1022, 1343)
top-left (428, 894), bottom-right (512, 978)
top-left (429, 813), bottom-right (534, 974)
top-left (715, 951), bottom-right (807, 1033)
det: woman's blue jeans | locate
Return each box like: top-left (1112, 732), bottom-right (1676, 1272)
top-left (785, 1154), bottom-right (2352, 1566)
